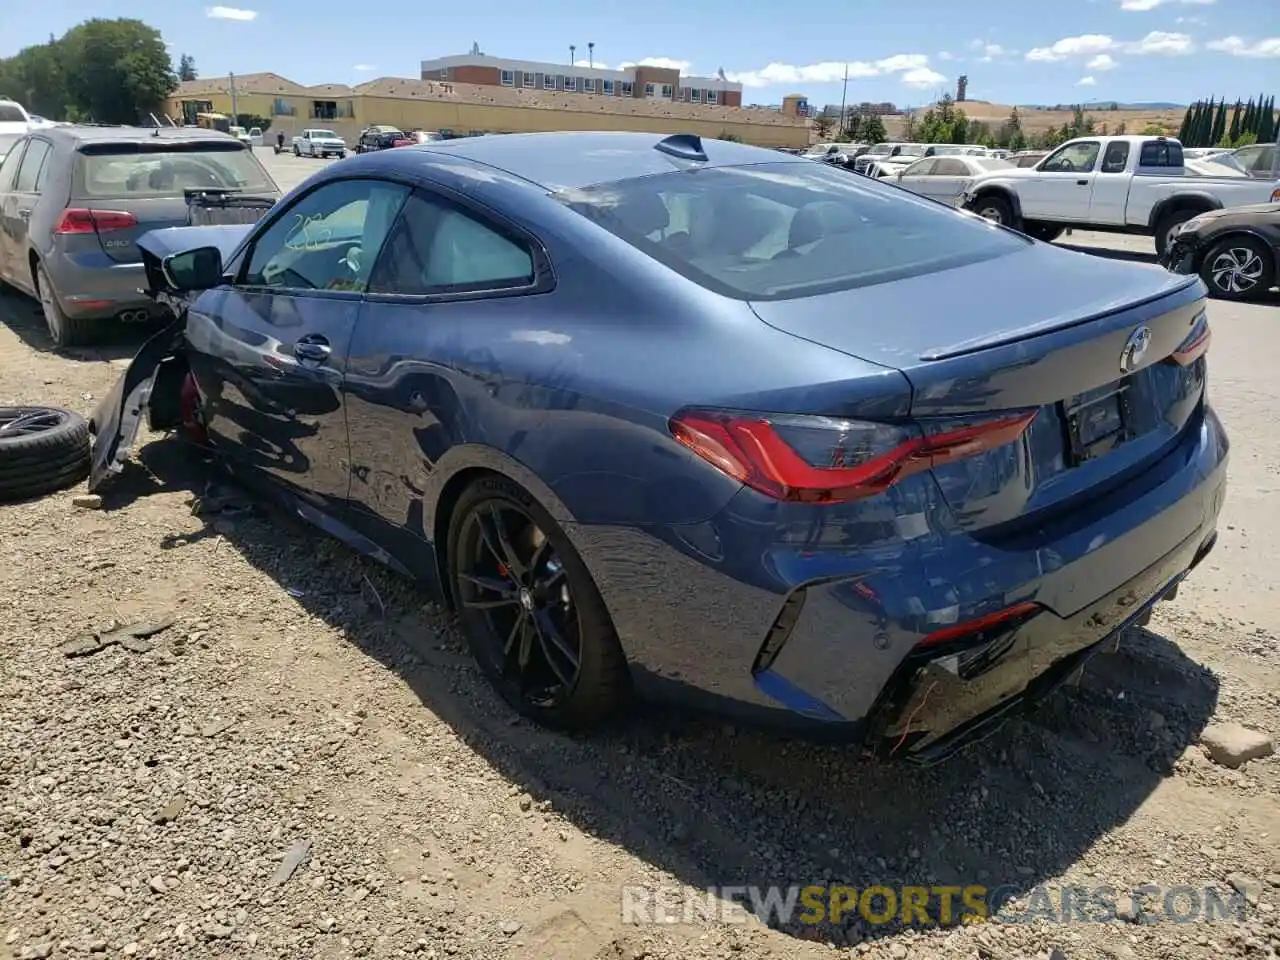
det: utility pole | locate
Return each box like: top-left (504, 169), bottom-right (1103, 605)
top-left (588, 42), bottom-right (594, 68)
top-left (839, 62), bottom-right (848, 136)
top-left (570, 44), bottom-right (576, 66)
top-left (229, 71), bottom-right (239, 123)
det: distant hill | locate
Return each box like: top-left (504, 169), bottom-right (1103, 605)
top-left (1019, 101), bottom-right (1186, 111)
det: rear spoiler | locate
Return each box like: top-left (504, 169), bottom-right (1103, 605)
top-left (184, 188), bottom-right (277, 226)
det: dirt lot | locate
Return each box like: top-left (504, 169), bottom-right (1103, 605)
top-left (2, 150), bottom-right (1279, 960)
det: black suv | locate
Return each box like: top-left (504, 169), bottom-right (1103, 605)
top-left (356, 125), bottom-right (405, 153)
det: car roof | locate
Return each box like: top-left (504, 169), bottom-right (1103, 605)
top-left (35, 125), bottom-right (240, 146)
top-left (409, 131), bottom-right (804, 191)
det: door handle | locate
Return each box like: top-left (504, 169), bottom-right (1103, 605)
top-left (293, 336), bottom-right (331, 364)
top-left (1076, 180), bottom-right (1089, 186)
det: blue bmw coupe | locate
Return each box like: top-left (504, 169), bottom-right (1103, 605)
top-left (90, 132), bottom-right (1227, 763)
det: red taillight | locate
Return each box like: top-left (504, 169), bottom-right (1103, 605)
top-left (1169, 313), bottom-right (1210, 366)
top-left (54, 208), bottom-right (138, 235)
top-left (916, 600), bottom-right (1041, 648)
top-left (669, 409), bottom-right (1037, 504)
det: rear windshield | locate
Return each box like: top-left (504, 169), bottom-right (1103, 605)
top-left (73, 142), bottom-right (275, 199)
top-left (0, 103), bottom-right (26, 122)
top-left (559, 161), bottom-right (1028, 301)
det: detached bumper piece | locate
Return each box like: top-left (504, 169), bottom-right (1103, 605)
top-left (1160, 235), bottom-right (1199, 275)
top-left (864, 529), bottom-right (1218, 766)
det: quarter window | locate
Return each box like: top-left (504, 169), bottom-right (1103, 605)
top-left (0, 139), bottom-right (26, 191)
top-left (369, 190), bottom-right (536, 296)
top-left (1101, 141), bottom-right (1130, 173)
top-left (932, 158), bottom-right (969, 176)
top-left (243, 179), bottom-right (410, 292)
top-left (14, 140), bottom-right (50, 193)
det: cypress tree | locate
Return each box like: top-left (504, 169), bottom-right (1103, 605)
top-left (1242, 98), bottom-right (1256, 137)
top-left (1197, 98), bottom-right (1214, 146)
top-left (1213, 98), bottom-right (1228, 145)
top-left (1177, 102), bottom-right (1194, 143)
top-left (1267, 97), bottom-right (1278, 142)
top-left (1228, 99), bottom-right (1241, 143)
top-left (1258, 98), bottom-right (1271, 143)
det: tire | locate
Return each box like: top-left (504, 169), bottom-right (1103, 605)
top-left (1154, 209), bottom-right (1200, 259)
top-left (1199, 235), bottom-right (1276, 302)
top-left (293, 146), bottom-right (301, 157)
top-left (1024, 222), bottom-right (1065, 243)
top-left (446, 473), bottom-right (630, 730)
top-left (36, 263), bottom-right (95, 348)
top-left (973, 193), bottom-right (1015, 227)
top-left (0, 407), bottom-right (91, 502)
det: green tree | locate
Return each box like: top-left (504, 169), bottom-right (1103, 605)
top-left (1228, 99), bottom-right (1242, 142)
top-left (1210, 99), bottom-right (1228, 145)
top-left (841, 113), bottom-right (863, 142)
top-left (813, 114), bottom-right (834, 139)
top-left (860, 113), bottom-right (888, 143)
top-left (0, 36), bottom-right (70, 119)
top-left (178, 53), bottom-right (198, 82)
top-left (1176, 101), bottom-right (1195, 143)
top-left (59, 19), bottom-right (175, 123)
top-left (1142, 123), bottom-right (1169, 136)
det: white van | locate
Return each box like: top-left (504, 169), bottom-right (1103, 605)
top-left (0, 97), bottom-right (32, 136)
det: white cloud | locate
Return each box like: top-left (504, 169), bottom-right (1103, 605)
top-left (938, 51), bottom-right (955, 61)
top-left (1207, 36), bottom-right (1280, 57)
top-left (902, 67), bottom-right (948, 89)
top-left (1176, 15), bottom-right (1208, 24)
top-left (1026, 34), bottom-right (1115, 61)
top-left (1026, 31), bottom-right (1193, 61)
top-left (205, 5), bottom-right (257, 20)
top-left (1119, 0), bottom-right (1214, 9)
top-left (353, 64), bottom-right (376, 72)
top-left (726, 53), bottom-right (936, 88)
top-left (616, 57), bottom-right (692, 72)
top-left (1087, 53), bottom-right (1119, 69)
top-left (574, 59), bottom-right (609, 69)
top-left (1077, 75), bottom-right (1098, 86)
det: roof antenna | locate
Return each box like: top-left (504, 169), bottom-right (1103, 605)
top-left (654, 133), bottom-right (707, 162)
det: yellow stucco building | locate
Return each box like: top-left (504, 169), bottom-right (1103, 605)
top-left (165, 72), bottom-right (812, 149)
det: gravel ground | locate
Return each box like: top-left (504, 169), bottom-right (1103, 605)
top-left (2, 150), bottom-right (1279, 960)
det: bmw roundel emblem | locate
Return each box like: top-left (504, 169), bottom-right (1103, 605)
top-left (1120, 325), bottom-right (1152, 374)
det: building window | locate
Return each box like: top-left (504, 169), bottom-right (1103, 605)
top-left (691, 89), bottom-right (702, 103)
top-left (621, 81), bottom-right (633, 97)
top-left (311, 100), bottom-right (338, 120)
top-left (439, 68), bottom-right (448, 80)
top-left (660, 84), bottom-right (673, 99)
top-left (271, 97), bottom-right (296, 116)
top-left (500, 69), bottom-right (514, 86)
top-left (707, 89), bottom-right (719, 104)
top-left (544, 73), bottom-right (555, 89)
top-left (583, 77), bottom-right (595, 93)
top-left (644, 83), bottom-right (656, 98)
top-left (603, 79), bottom-right (614, 95)
top-left (564, 76), bottom-right (577, 92)
top-left (523, 72), bottom-right (536, 88)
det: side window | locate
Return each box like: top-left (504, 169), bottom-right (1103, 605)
top-left (1138, 140), bottom-right (1182, 168)
top-left (1100, 142), bottom-right (1130, 173)
top-left (904, 159), bottom-right (937, 177)
top-left (0, 141), bottom-right (26, 191)
top-left (1041, 141), bottom-right (1100, 173)
top-left (369, 190), bottom-right (536, 296)
top-left (933, 158), bottom-right (969, 176)
top-left (243, 178), bottom-right (409, 292)
top-left (14, 140), bottom-right (51, 193)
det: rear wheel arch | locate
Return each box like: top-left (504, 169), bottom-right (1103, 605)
top-left (971, 186), bottom-right (1022, 225)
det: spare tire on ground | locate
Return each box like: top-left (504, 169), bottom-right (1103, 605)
top-left (0, 407), bottom-right (92, 503)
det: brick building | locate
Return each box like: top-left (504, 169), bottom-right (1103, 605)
top-left (418, 53), bottom-right (744, 108)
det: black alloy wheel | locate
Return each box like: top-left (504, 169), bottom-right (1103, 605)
top-left (448, 475), bottom-right (629, 729)
top-left (0, 406), bottom-right (91, 502)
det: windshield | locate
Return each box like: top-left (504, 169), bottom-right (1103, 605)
top-left (312, 130), bottom-right (339, 139)
top-left (897, 144), bottom-right (926, 157)
top-left (870, 142), bottom-right (891, 154)
top-left (0, 103), bottom-right (26, 122)
top-left (559, 160), bottom-right (1027, 301)
top-left (73, 143), bottom-right (276, 199)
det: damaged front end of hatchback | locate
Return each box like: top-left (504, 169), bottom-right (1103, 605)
top-left (88, 224), bottom-right (252, 491)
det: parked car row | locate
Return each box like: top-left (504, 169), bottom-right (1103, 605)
top-left (355, 126), bottom-right (445, 153)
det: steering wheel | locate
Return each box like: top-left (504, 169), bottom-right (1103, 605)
top-left (340, 246), bottom-right (363, 276)
top-left (1058, 159), bottom-right (1075, 172)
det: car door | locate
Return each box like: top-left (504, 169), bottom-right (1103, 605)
top-left (1087, 140), bottom-right (1131, 225)
top-left (0, 138), bottom-right (29, 283)
top-left (923, 157), bottom-right (972, 205)
top-left (895, 158), bottom-right (937, 197)
top-left (341, 185), bottom-right (551, 574)
top-left (189, 176), bottom-right (410, 512)
top-left (1017, 140), bottom-right (1101, 221)
top-left (0, 138), bottom-right (51, 294)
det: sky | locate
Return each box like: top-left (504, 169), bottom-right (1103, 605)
top-left (1, 0), bottom-right (1277, 110)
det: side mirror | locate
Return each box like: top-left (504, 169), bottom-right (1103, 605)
top-left (162, 246), bottom-right (224, 292)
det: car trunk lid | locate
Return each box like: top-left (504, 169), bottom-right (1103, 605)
top-left (749, 243), bottom-right (1209, 531)
top-left (70, 139), bottom-right (277, 265)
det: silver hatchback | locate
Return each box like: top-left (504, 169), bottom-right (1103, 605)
top-left (0, 126), bottom-right (280, 347)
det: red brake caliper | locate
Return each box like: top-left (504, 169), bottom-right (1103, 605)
top-left (179, 372), bottom-right (209, 445)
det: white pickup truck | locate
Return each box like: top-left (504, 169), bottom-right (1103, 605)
top-left (292, 128), bottom-right (346, 159)
top-left (961, 135), bottom-right (1280, 255)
